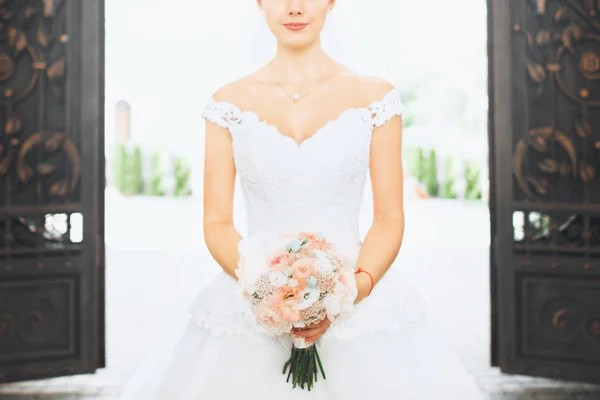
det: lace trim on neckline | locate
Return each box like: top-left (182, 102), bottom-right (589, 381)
top-left (202, 87), bottom-right (405, 141)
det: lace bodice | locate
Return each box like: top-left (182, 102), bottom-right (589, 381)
top-left (201, 88), bottom-right (405, 251)
top-left (194, 87), bottom-right (426, 342)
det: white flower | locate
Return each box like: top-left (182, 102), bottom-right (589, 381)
top-left (237, 238), bottom-right (271, 290)
top-left (313, 249), bottom-right (327, 258)
top-left (286, 239), bottom-right (303, 253)
top-left (306, 276), bottom-right (317, 289)
top-left (288, 279), bottom-right (299, 287)
top-left (283, 266), bottom-right (292, 277)
top-left (269, 271), bottom-right (287, 287)
top-left (313, 249), bottom-right (336, 276)
top-left (323, 294), bottom-right (341, 318)
top-left (334, 280), bottom-right (349, 299)
top-left (247, 283), bottom-right (257, 296)
top-left (295, 288), bottom-right (320, 310)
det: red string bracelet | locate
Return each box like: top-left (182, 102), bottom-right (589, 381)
top-left (354, 267), bottom-right (374, 296)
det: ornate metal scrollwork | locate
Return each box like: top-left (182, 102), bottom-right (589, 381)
top-left (590, 320), bottom-right (600, 337)
top-left (512, 1), bottom-right (600, 202)
top-left (0, 0), bottom-right (79, 202)
top-left (553, 308), bottom-right (574, 328)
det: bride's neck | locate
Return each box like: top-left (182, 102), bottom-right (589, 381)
top-left (269, 41), bottom-right (332, 84)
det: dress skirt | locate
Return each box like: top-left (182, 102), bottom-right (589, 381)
top-left (117, 250), bottom-right (486, 400)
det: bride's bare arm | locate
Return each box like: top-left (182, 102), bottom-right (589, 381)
top-left (203, 118), bottom-right (243, 280)
top-left (354, 84), bottom-right (405, 304)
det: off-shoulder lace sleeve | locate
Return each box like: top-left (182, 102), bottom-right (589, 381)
top-left (202, 97), bottom-right (243, 130)
top-left (368, 88), bottom-right (406, 128)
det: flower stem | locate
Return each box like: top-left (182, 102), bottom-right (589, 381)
top-left (282, 344), bottom-right (326, 390)
top-left (315, 345), bottom-right (327, 380)
top-left (307, 347), bottom-right (314, 390)
top-left (298, 350), bottom-right (306, 389)
top-left (282, 351), bottom-right (293, 374)
top-left (313, 346), bottom-right (318, 381)
top-left (284, 347), bottom-right (297, 383)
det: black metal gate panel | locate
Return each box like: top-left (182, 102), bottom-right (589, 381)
top-left (0, 0), bottom-right (104, 383)
top-left (490, 0), bottom-right (600, 383)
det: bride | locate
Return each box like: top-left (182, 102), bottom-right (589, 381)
top-left (119, 0), bottom-right (485, 398)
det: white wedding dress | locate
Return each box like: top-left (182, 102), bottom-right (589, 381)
top-left (118, 88), bottom-right (485, 399)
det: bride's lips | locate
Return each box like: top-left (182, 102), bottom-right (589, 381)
top-left (284, 22), bottom-right (308, 31)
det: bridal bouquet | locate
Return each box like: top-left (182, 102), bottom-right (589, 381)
top-left (236, 232), bottom-right (356, 391)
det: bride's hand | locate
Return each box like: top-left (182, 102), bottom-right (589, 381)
top-left (292, 319), bottom-right (331, 345)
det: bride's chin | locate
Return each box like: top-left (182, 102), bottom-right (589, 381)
top-left (276, 35), bottom-right (320, 50)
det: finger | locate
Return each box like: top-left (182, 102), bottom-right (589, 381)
top-left (306, 321), bottom-right (330, 343)
top-left (295, 322), bottom-right (330, 336)
top-left (293, 320), bottom-right (327, 333)
top-left (305, 333), bottom-right (325, 344)
top-left (302, 322), bottom-right (321, 329)
top-left (312, 318), bottom-right (331, 327)
top-left (292, 326), bottom-right (309, 333)
top-left (293, 327), bottom-right (324, 337)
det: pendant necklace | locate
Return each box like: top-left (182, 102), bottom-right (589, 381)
top-left (274, 61), bottom-right (333, 107)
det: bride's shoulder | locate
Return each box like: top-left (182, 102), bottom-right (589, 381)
top-left (210, 76), bottom-right (255, 105)
top-left (338, 69), bottom-right (397, 105)
top-left (357, 76), bottom-right (397, 105)
top-left (210, 69), bottom-right (267, 108)
top-left (202, 75), bottom-right (261, 128)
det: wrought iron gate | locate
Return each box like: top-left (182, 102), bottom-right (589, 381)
top-left (0, 0), bottom-right (104, 383)
top-left (490, 0), bottom-right (600, 383)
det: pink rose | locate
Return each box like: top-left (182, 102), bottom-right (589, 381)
top-left (275, 303), bottom-right (301, 322)
top-left (291, 258), bottom-right (315, 287)
top-left (269, 285), bottom-right (301, 310)
top-left (292, 258), bottom-right (315, 278)
top-left (298, 232), bottom-right (319, 241)
top-left (309, 241), bottom-right (332, 251)
top-left (255, 304), bottom-right (290, 335)
top-left (296, 232), bottom-right (332, 251)
top-left (268, 249), bottom-right (290, 272)
top-left (268, 286), bottom-right (303, 323)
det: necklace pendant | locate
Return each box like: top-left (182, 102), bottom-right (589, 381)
top-left (293, 93), bottom-right (300, 101)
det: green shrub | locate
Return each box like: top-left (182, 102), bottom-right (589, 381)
top-left (121, 145), bottom-right (144, 195)
top-left (425, 149), bottom-right (439, 197)
top-left (173, 156), bottom-right (192, 197)
top-left (441, 155), bottom-right (457, 199)
top-left (464, 159), bottom-right (482, 200)
top-left (111, 143), bottom-right (127, 193)
top-left (147, 150), bottom-right (166, 196)
top-left (416, 147), bottom-right (428, 184)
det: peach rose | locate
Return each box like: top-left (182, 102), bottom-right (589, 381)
top-left (268, 249), bottom-right (290, 272)
top-left (269, 285), bottom-right (301, 309)
top-left (291, 258), bottom-right (315, 287)
top-left (295, 232), bottom-right (332, 251)
top-left (309, 241), bottom-right (332, 251)
top-left (255, 304), bottom-right (290, 335)
top-left (275, 303), bottom-right (301, 322)
top-left (298, 232), bottom-right (320, 241)
top-left (268, 285), bottom-right (303, 323)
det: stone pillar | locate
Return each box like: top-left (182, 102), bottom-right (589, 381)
top-left (115, 100), bottom-right (131, 144)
